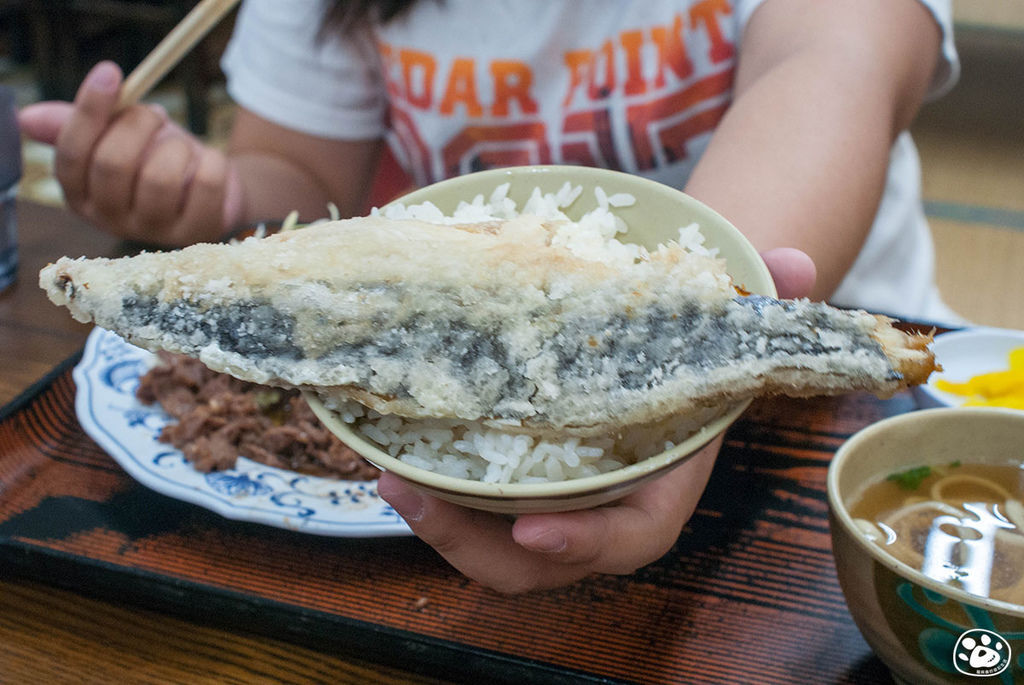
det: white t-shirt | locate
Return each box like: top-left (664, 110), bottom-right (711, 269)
top-left (222, 0), bottom-right (962, 324)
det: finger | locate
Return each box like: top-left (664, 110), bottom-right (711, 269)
top-left (170, 147), bottom-right (230, 245)
top-left (512, 436), bottom-right (722, 573)
top-left (377, 473), bottom-right (588, 593)
top-left (17, 102), bottom-right (74, 145)
top-left (87, 104), bottom-right (167, 221)
top-left (134, 134), bottom-right (196, 231)
top-left (221, 163), bottom-right (245, 232)
top-left (54, 61), bottom-right (123, 207)
top-left (761, 247), bottom-right (816, 299)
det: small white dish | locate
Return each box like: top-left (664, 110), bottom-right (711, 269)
top-left (73, 327), bottom-right (412, 537)
top-left (913, 327), bottom-right (1024, 409)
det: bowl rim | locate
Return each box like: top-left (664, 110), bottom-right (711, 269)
top-left (914, 326), bottom-right (1024, 408)
top-left (826, 406), bottom-right (1024, 618)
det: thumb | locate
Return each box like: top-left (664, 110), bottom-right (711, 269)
top-left (761, 247), bottom-right (816, 300)
top-left (17, 102), bottom-right (75, 145)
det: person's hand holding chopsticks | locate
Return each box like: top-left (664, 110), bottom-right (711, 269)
top-left (16, 0), bottom-right (251, 245)
top-left (19, 61), bottom-right (244, 245)
top-left (17, 0), bottom-right (382, 246)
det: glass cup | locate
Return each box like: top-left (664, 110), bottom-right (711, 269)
top-left (0, 85), bottom-right (21, 292)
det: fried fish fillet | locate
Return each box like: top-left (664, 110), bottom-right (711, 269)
top-left (40, 215), bottom-right (935, 436)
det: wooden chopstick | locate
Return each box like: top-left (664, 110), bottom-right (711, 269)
top-left (116, 0), bottom-right (242, 111)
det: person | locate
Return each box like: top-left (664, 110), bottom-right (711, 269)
top-left (19, 0), bottom-right (959, 593)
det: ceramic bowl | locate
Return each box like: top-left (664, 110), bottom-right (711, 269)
top-left (828, 407), bottom-right (1024, 684)
top-left (913, 327), bottom-right (1024, 409)
top-left (306, 165), bottom-right (775, 514)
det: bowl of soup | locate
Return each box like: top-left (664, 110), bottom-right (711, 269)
top-left (827, 407), bottom-right (1024, 684)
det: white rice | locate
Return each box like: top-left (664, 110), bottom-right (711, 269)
top-left (373, 181), bottom-right (719, 266)
top-left (326, 183), bottom-right (725, 484)
top-left (327, 397), bottom-right (724, 485)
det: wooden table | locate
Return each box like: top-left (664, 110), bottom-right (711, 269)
top-left (0, 202), bottom-right (119, 402)
top-left (1, 200), bottom-right (907, 684)
top-left (0, 201), bottom-right (440, 684)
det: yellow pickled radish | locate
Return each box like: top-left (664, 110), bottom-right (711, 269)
top-left (935, 345), bottom-right (1024, 409)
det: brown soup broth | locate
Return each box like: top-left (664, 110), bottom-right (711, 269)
top-left (848, 462), bottom-right (1024, 604)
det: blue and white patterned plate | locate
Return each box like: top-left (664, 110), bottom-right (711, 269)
top-left (73, 327), bottom-right (412, 537)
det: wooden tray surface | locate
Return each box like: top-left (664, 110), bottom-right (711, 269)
top-left (0, 355), bottom-right (909, 684)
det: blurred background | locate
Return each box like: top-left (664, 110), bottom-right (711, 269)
top-left (0, 0), bottom-right (1021, 328)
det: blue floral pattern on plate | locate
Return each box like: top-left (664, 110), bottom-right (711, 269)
top-left (73, 327), bottom-right (411, 537)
